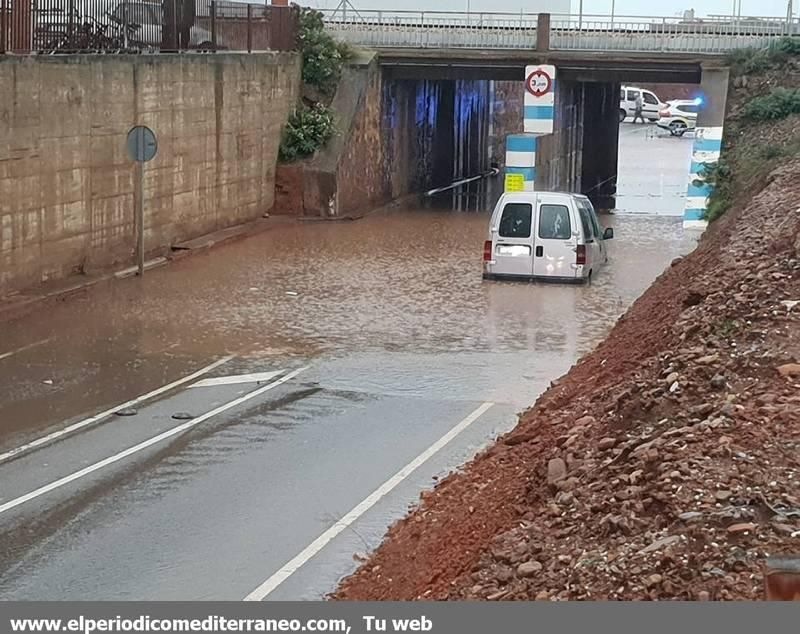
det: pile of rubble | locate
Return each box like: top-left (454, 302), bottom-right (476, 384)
top-left (335, 151), bottom-right (800, 600)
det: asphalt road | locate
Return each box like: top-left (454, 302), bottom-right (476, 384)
top-left (0, 123), bottom-right (698, 599)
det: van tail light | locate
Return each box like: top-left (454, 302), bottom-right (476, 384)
top-left (576, 245), bottom-right (587, 266)
top-left (483, 240), bottom-right (493, 262)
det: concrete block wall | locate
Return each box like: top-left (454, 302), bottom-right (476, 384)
top-left (336, 61), bottom-right (391, 215)
top-left (0, 53), bottom-right (300, 296)
top-left (491, 80), bottom-right (525, 166)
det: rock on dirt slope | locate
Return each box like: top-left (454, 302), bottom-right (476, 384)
top-left (334, 57), bottom-right (800, 601)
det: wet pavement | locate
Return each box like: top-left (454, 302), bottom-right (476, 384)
top-left (0, 122), bottom-right (697, 600)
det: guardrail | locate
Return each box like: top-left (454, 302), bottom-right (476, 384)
top-left (550, 14), bottom-right (799, 53)
top-left (322, 10), bottom-right (539, 50)
top-left (321, 9), bottom-right (800, 54)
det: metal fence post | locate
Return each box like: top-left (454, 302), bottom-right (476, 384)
top-left (210, 0), bottom-right (216, 50)
top-left (247, 3), bottom-right (252, 52)
top-left (1, 0), bottom-right (6, 53)
top-left (172, 0), bottom-right (178, 50)
top-left (68, 0), bottom-right (75, 45)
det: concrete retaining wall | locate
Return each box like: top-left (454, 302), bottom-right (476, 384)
top-left (0, 53), bottom-right (300, 295)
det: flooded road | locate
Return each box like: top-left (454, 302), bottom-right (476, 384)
top-left (0, 123), bottom-right (697, 600)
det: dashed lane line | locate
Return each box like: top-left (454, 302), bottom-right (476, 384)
top-left (0, 366), bottom-right (309, 516)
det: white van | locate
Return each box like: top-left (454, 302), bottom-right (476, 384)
top-left (619, 86), bottom-right (665, 122)
top-left (482, 192), bottom-right (613, 283)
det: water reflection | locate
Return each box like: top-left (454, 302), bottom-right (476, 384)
top-left (1, 128), bottom-right (699, 435)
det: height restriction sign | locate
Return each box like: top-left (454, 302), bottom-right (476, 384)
top-left (525, 68), bottom-right (552, 98)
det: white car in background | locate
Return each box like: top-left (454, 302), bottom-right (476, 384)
top-left (619, 86), bottom-right (666, 122)
top-left (657, 99), bottom-right (701, 136)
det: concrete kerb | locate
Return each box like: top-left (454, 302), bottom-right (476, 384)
top-left (0, 193), bottom-right (423, 323)
top-left (0, 215), bottom-right (294, 324)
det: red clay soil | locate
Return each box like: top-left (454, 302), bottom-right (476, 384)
top-left (334, 86), bottom-right (800, 601)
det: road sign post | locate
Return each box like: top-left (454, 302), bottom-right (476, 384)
top-left (126, 126), bottom-right (158, 277)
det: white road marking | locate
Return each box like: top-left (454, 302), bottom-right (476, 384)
top-left (243, 400), bottom-right (495, 602)
top-left (0, 366), bottom-right (309, 516)
top-left (0, 355), bottom-right (235, 466)
top-left (0, 338), bottom-right (52, 362)
top-left (190, 370), bottom-right (285, 389)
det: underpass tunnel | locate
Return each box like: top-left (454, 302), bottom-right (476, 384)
top-left (377, 61), bottom-right (719, 220)
top-left (535, 79), bottom-right (621, 211)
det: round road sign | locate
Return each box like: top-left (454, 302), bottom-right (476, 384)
top-left (525, 69), bottom-right (552, 98)
top-left (127, 125), bottom-right (158, 163)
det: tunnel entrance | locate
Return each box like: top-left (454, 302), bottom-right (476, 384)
top-left (382, 78), bottom-right (496, 197)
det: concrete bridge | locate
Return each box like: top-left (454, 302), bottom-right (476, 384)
top-left (323, 10), bottom-right (798, 55)
top-left (314, 10), bottom-right (783, 222)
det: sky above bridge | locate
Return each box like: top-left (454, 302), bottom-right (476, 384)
top-left (308, 0), bottom-right (794, 19)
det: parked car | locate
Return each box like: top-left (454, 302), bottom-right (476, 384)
top-left (619, 86), bottom-right (666, 122)
top-left (34, 0), bottom-right (220, 51)
top-left (656, 99), bottom-right (700, 136)
top-left (107, 0), bottom-right (217, 49)
top-left (483, 191), bottom-right (613, 284)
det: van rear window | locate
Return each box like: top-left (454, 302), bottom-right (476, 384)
top-left (538, 205), bottom-right (572, 240)
top-left (499, 203), bottom-right (532, 238)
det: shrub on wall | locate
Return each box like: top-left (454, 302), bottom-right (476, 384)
top-left (279, 103), bottom-right (336, 163)
top-left (297, 8), bottom-right (352, 97)
top-left (741, 87), bottom-right (800, 121)
top-left (277, 8), bottom-right (351, 163)
top-left (726, 37), bottom-right (800, 75)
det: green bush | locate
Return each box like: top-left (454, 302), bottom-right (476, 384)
top-left (742, 87), bottom-right (800, 121)
top-left (771, 36), bottom-right (800, 56)
top-left (279, 103), bottom-right (336, 163)
top-left (699, 159), bottom-right (733, 222)
top-left (726, 37), bottom-right (800, 75)
top-left (297, 8), bottom-right (350, 96)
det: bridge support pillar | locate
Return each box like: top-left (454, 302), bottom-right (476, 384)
top-left (684, 65), bottom-right (730, 229)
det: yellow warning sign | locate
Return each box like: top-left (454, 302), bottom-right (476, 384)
top-left (504, 173), bottom-right (525, 192)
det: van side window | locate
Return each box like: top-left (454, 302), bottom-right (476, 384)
top-left (643, 92), bottom-right (658, 105)
top-left (577, 205), bottom-right (594, 241)
top-left (587, 204), bottom-right (603, 239)
top-left (538, 205), bottom-right (572, 240)
top-left (498, 203), bottom-right (532, 238)
top-left (626, 90), bottom-right (637, 101)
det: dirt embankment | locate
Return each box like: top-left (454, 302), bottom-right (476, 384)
top-left (334, 62), bottom-right (800, 601)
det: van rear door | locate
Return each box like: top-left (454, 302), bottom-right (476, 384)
top-left (576, 199), bottom-right (602, 268)
top-left (491, 198), bottom-right (535, 277)
top-left (533, 195), bottom-right (578, 279)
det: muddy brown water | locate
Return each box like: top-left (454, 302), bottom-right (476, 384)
top-left (0, 124), bottom-right (699, 600)
top-left (0, 124), bottom-right (697, 445)
top-left (0, 205), bottom-right (696, 442)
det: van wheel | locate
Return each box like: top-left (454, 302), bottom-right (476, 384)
top-left (618, 109), bottom-right (627, 122)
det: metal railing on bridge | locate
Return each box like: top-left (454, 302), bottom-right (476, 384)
top-left (321, 9), bottom-right (800, 54)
